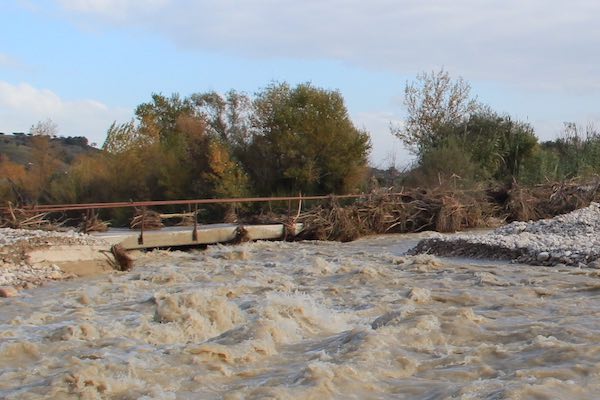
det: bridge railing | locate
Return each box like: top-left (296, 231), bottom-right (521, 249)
top-left (1, 193), bottom-right (398, 244)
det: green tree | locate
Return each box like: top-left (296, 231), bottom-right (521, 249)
top-left (248, 82), bottom-right (371, 195)
top-left (536, 122), bottom-right (600, 181)
top-left (128, 92), bottom-right (248, 201)
top-left (407, 135), bottom-right (480, 188)
top-left (461, 111), bottom-right (538, 181)
top-left (407, 110), bottom-right (539, 186)
top-left (135, 93), bottom-right (196, 143)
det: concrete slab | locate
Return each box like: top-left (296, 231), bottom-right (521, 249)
top-left (91, 223), bottom-right (303, 250)
top-left (27, 245), bottom-right (115, 278)
top-left (20, 223), bottom-right (303, 280)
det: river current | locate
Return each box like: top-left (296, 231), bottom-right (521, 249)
top-left (2, 234), bottom-right (600, 399)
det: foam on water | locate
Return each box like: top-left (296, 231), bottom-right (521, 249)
top-left (2, 235), bottom-right (600, 398)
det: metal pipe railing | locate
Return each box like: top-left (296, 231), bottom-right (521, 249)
top-left (2, 193), bottom-right (378, 213)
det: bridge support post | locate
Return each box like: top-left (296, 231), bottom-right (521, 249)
top-left (138, 206), bottom-right (145, 245)
top-left (192, 204), bottom-right (198, 241)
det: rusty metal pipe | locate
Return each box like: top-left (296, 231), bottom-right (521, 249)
top-left (3, 193), bottom-right (375, 214)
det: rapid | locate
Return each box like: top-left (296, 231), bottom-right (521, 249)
top-left (2, 233), bottom-right (600, 399)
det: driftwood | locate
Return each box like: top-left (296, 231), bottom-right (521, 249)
top-left (159, 212), bottom-right (197, 226)
top-left (79, 210), bottom-right (109, 233)
top-left (130, 209), bottom-right (163, 230)
top-left (296, 179), bottom-right (600, 242)
top-left (130, 209), bottom-right (200, 229)
top-left (504, 179), bottom-right (600, 221)
top-left (230, 226), bottom-right (250, 244)
top-left (296, 188), bottom-right (497, 242)
top-left (4, 179), bottom-right (600, 242)
top-left (110, 244), bottom-right (133, 271)
top-left (1, 202), bottom-right (55, 229)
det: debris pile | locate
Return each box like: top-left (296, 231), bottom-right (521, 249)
top-left (297, 189), bottom-right (498, 242)
top-left (411, 202), bottom-right (600, 268)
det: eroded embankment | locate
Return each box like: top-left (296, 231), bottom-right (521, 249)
top-left (0, 228), bottom-right (112, 293)
top-left (412, 202), bottom-right (600, 267)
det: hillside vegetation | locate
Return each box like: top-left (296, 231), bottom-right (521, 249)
top-left (2, 76), bottom-right (599, 227)
top-left (0, 133), bottom-right (96, 167)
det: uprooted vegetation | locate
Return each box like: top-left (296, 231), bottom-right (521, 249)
top-left (295, 179), bottom-right (600, 242)
top-left (502, 180), bottom-right (600, 221)
top-left (295, 188), bottom-right (498, 242)
top-left (4, 179), bottom-right (600, 243)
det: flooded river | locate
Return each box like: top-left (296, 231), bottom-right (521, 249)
top-left (2, 234), bottom-right (600, 399)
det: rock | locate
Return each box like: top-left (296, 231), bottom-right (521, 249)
top-left (371, 311), bottom-right (403, 329)
top-left (0, 286), bottom-right (18, 297)
top-left (537, 252), bottom-right (550, 262)
top-left (589, 260), bottom-right (600, 269)
top-left (22, 282), bottom-right (35, 289)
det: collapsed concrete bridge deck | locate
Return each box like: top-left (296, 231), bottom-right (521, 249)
top-left (93, 223), bottom-right (304, 250)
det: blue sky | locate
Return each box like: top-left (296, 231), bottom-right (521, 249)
top-left (2, 0), bottom-right (600, 167)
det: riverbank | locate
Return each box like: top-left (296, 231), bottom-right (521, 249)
top-left (0, 228), bottom-right (112, 295)
top-left (4, 200), bottom-right (600, 297)
top-left (412, 202), bottom-right (600, 268)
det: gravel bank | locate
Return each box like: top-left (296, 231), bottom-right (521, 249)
top-left (0, 228), bottom-right (108, 291)
top-left (411, 202), bottom-right (600, 268)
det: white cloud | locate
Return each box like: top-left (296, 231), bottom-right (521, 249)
top-left (56, 0), bottom-right (600, 93)
top-left (0, 81), bottom-right (131, 146)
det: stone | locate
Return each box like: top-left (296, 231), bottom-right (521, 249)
top-left (537, 252), bottom-right (550, 262)
top-left (560, 257), bottom-right (572, 265)
top-left (589, 260), bottom-right (600, 269)
top-left (0, 286), bottom-right (18, 297)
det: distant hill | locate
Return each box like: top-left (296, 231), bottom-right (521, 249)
top-left (0, 133), bottom-right (100, 168)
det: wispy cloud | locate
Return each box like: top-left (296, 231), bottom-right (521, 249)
top-left (0, 81), bottom-right (130, 144)
top-left (55, 0), bottom-right (600, 93)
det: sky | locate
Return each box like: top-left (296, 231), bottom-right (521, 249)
top-left (2, 0), bottom-right (600, 168)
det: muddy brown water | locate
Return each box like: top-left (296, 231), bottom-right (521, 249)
top-left (2, 234), bottom-right (600, 399)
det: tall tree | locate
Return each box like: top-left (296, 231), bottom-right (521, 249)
top-left (412, 110), bottom-right (538, 185)
top-left (135, 93), bottom-right (196, 144)
top-left (191, 90), bottom-right (253, 148)
top-left (393, 69), bottom-right (479, 156)
top-left (464, 111), bottom-right (537, 180)
top-left (248, 82), bottom-right (371, 195)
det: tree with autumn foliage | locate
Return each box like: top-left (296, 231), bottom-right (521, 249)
top-left (1, 83), bottom-right (372, 212)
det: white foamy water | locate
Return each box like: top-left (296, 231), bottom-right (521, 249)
top-left (2, 234), bottom-right (600, 399)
